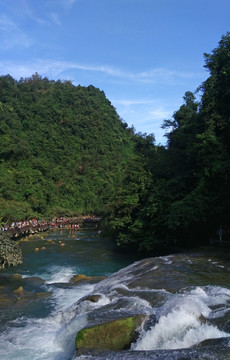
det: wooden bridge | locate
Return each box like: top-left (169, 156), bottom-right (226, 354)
top-left (7, 224), bottom-right (51, 239)
top-left (2, 216), bottom-right (102, 240)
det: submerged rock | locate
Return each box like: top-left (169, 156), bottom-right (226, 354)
top-left (0, 232), bottom-right (23, 269)
top-left (84, 294), bottom-right (101, 303)
top-left (0, 292), bottom-right (14, 306)
top-left (9, 273), bottom-right (23, 281)
top-left (13, 286), bottom-right (24, 296)
top-left (35, 291), bottom-right (52, 299)
top-left (76, 315), bottom-right (145, 354)
top-left (23, 276), bottom-right (46, 286)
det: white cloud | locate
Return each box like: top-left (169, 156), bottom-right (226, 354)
top-left (50, 12), bottom-right (61, 26)
top-left (111, 99), bottom-right (173, 121)
top-left (110, 96), bottom-right (174, 143)
top-left (148, 107), bottom-right (173, 121)
top-left (18, 0), bottom-right (49, 26)
top-left (0, 60), bottom-right (124, 79)
top-left (111, 99), bottom-right (155, 107)
top-left (0, 15), bottom-right (32, 49)
top-left (0, 59), bottom-right (121, 80)
top-left (130, 68), bottom-right (202, 84)
top-left (0, 58), bottom-right (177, 144)
top-left (0, 58), bottom-right (202, 87)
top-left (63, 0), bottom-right (77, 8)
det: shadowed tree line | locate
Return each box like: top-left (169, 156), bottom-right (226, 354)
top-left (104, 32), bottom-right (230, 253)
top-left (1, 33), bottom-right (230, 253)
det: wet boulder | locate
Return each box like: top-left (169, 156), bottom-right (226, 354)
top-left (9, 273), bottom-right (23, 281)
top-left (76, 315), bottom-right (145, 354)
top-left (84, 294), bottom-right (101, 303)
top-left (13, 286), bottom-right (24, 296)
top-left (0, 232), bottom-right (23, 269)
top-left (69, 274), bottom-right (106, 285)
top-left (23, 276), bottom-right (46, 286)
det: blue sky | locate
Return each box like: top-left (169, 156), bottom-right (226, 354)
top-left (0, 0), bottom-right (229, 144)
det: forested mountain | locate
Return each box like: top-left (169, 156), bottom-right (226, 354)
top-left (105, 32), bottom-right (230, 253)
top-left (0, 76), bottom-right (137, 222)
top-left (1, 33), bottom-right (230, 254)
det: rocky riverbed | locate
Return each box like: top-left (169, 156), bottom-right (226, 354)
top-left (1, 229), bottom-right (230, 360)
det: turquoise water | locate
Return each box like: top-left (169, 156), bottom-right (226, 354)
top-left (0, 227), bottom-right (137, 360)
top-left (1, 229), bottom-right (230, 359)
top-left (13, 227), bottom-right (136, 279)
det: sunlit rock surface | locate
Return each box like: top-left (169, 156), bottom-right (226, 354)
top-left (76, 315), bottom-right (145, 354)
top-left (0, 233), bottom-right (23, 269)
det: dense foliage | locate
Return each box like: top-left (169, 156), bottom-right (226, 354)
top-left (105, 32), bottom-right (230, 252)
top-left (1, 33), bottom-right (230, 254)
top-left (0, 76), bottom-right (136, 223)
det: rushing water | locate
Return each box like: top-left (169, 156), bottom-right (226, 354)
top-left (1, 228), bottom-right (230, 359)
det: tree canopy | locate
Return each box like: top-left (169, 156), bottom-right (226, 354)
top-left (1, 33), bottom-right (230, 255)
top-left (105, 32), bottom-right (230, 253)
top-left (0, 75), bottom-right (136, 223)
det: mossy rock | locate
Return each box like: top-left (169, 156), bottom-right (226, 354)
top-left (13, 286), bottom-right (24, 296)
top-left (76, 315), bottom-right (145, 354)
top-left (69, 274), bottom-right (105, 285)
top-left (70, 274), bottom-right (92, 284)
top-left (9, 273), bottom-right (23, 281)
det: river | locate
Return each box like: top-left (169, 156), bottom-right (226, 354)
top-left (0, 227), bottom-right (230, 359)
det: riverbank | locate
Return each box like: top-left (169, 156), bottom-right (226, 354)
top-left (1, 216), bottom-right (101, 240)
top-left (0, 216), bottom-right (102, 270)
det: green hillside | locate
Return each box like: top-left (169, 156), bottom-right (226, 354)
top-left (0, 74), bottom-right (137, 223)
top-left (1, 33), bottom-right (230, 254)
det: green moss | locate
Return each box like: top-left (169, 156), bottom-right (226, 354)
top-left (76, 315), bottom-right (144, 353)
top-left (69, 274), bottom-right (106, 285)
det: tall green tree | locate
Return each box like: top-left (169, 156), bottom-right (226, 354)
top-left (106, 32), bottom-right (230, 252)
top-left (0, 75), bottom-right (137, 223)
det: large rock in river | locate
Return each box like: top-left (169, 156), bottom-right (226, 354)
top-left (0, 232), bottom-right (23, 269)
top-left (76, 315), bottom-right (145, 354)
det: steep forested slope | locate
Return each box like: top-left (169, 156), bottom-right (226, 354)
top-left (1, 33), bottom-right (230, 255)
top-left (105, 32), bottom-right (230, 253)
top-left (0, 75), bottom-right (137, 222)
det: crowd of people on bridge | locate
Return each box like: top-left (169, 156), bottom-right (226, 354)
top-left (1, 215), bottom-right (100, 234)
top-left (0, 217), bottom-right (79, 232)
top-left (1, 219), bottom-right (44, 231)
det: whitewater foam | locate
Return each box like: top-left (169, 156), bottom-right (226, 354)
top-left (0, 313), bottom-right (88, 360)
top-left (0, 280), bottom-right (93, 360)
top-left (132, 285), bottom-right (230, 351)
top-left (45, 265), bottom-right (77, 284)
top-left (50, 283), bottom-right (95, 312)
